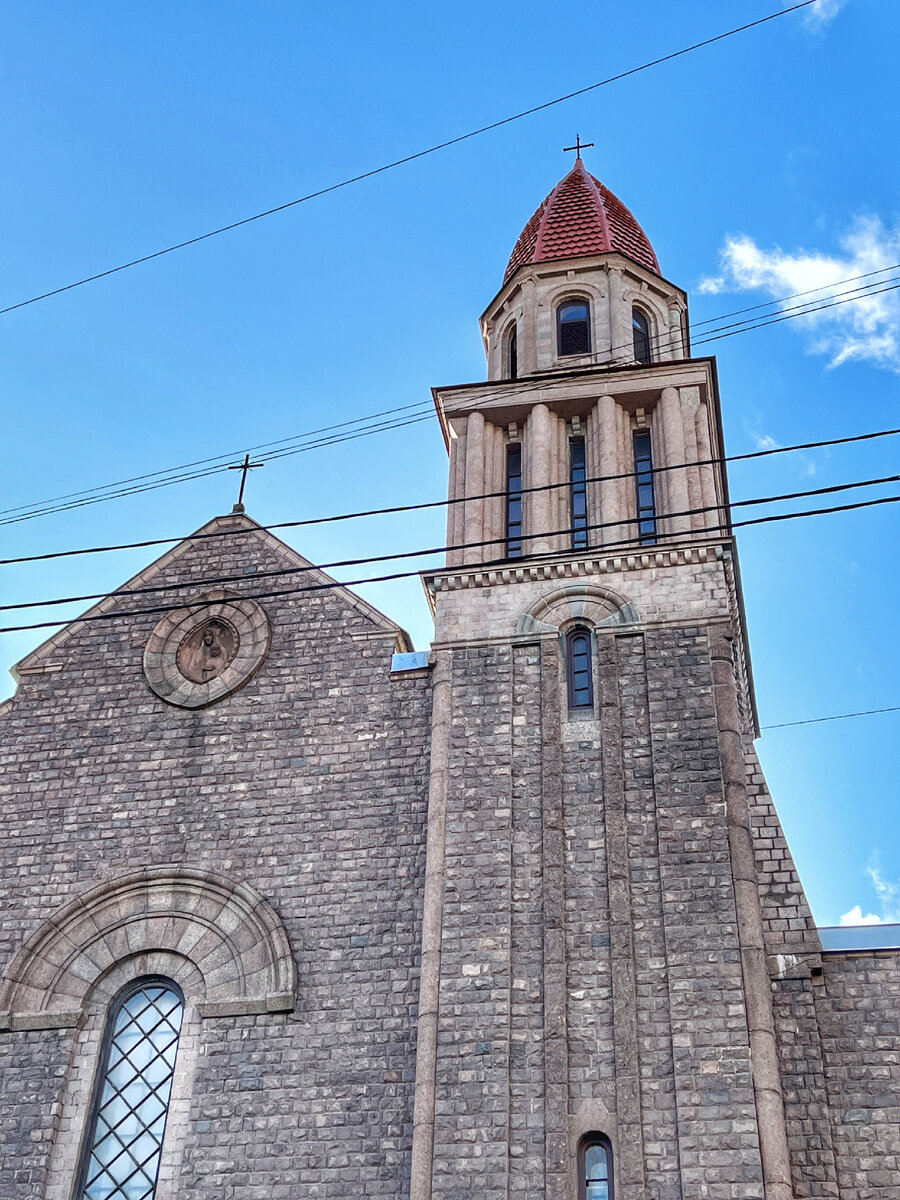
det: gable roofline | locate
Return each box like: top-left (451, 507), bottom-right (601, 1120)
top-left (11, 511), bottom-right (411, 681)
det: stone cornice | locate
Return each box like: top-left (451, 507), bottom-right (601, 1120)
top-left (424, 540), bottom-right (730, 597)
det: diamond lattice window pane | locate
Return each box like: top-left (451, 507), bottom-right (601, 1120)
top-left (78, 982), bottom-right (183, 1200)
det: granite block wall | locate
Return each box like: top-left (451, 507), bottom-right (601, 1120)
top-left (0, 521), bottom-right (432, 1199)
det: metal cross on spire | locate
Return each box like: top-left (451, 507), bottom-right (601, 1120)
top-left (228, 453), bottom-right (264, 513)
top-left (563, 135), bottom-right (594, 160)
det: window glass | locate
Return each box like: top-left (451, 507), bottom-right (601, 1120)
top-left (558, 300), bottom-right (591, 356)
top-left (632, 431), bottom-right (657, 544)
top-left (580, 1136), bottom-right (613, 1200)
top-left (570, 437), bottom-right (588, 549)
top-left (77, 981), bottom-right (184, 1200)
top-left (632, 308), bottom-right (652, 363)
top-left (567, 629), bottom-right (593, 709)
top-left (509, 326), bottom-right (518, 380)
top-left (506, 443), bottom-right (523, 558)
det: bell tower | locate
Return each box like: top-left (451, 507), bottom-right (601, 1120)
top-left (411, 158), bottom-right (812, 1200)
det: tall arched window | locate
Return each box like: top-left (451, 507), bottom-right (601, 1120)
top-left (566, 627), bottom-right (594, 710)
top-left (508, 324), bottom-right (518, 379)
top-left (632, 307), bottom-right (652, 363)
top-left (579, 1134), bottom-right (614, 1200)
top-left (76, 979), bottom-right (184, 1200)
top-left (557, 299), bottom-right (591, 356)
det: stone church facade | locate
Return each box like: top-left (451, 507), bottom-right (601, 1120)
top-left (1, 160), bottom-right (897, 1199)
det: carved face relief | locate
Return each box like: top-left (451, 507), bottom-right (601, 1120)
top-left (175, 617), bottom-right (240, 683)
top-left (143, 590), bottom-right (270, 709)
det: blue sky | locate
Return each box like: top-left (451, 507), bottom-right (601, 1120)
top-left (1, 0), bottom-right (897, 926)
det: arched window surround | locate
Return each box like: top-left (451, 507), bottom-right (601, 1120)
top-left (632, 305), bottom-right (653, 364)
top-left (556, 296), bottom-right (592, 357)
top-left (578, 1132), bottom-right (615, 1200)
top-left (75, 976), bottom-right (185, 1200)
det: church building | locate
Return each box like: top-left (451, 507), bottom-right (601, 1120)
top-left (2, 157), bottom-right (898, 1200)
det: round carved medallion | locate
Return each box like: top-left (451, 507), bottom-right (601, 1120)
top-left (143, 590), bottom-right (270, 709)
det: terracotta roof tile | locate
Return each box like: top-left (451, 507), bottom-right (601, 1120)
top-left (504, 160), bottom-right (659, 282)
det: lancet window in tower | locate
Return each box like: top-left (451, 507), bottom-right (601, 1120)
top-left (579, 1135), bottom-right (614, 1200)
top-left (557, 299), bottom-right (591, 356)
top-left (566, 627), bottom-right (594, 710)
top-left (506, 443), bottom-right (523, 558)
top-left (508, 324), bottom-right (518, 379)
top-left (569, 436), bottom-right (588, 548)
top-left (76, 979), bottom-right (184, 1200)
top-left (633, 430), bottom-right (657, 544)
top-left (632, 307), bottom-right (652, 363)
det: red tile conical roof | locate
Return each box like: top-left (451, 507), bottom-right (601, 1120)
top-left (504, 160), bottom-right (659, 282)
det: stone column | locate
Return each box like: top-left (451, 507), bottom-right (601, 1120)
top-left (659, 386), bottom-right (690, 539)
top-left (447, 420), bottom-right (466, 568)
top-left (526, 403), bottom-right (553, 555)
top-left (410, 651), bottom-right (452, 1200)
top-left (667, 306), bottom-right (683, 359)
top-left (463, 410), bottom-right (485, 562)
top-left (598, 394), bottom-right (622, 548)
top-left (695, 402), bottom-right (720, 535)
top-left (710, 626), bottom-right (794, 1200)
top-left (608, 271), bottom-right (630, 363)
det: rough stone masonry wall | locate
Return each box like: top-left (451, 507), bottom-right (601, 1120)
top-left (816, 952), bottom-right (900, 1200)
top-left (428, 624), bottom-right (768, 1200)
top-left (0, 526), bottom-right (431, 1200)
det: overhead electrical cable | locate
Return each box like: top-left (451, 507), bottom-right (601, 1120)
top-left (5, 270), bottom-right (898, 527)
top-left (3, 480), bottom-right (898, 620)
top-left (761, 705), bottom-right (900, 731)
top-left (1, 424), bottom-right (896, 568)
top-left (0, 1), bottom-right (821, 320)
top-left (0, 492), bottom-right (896, 636)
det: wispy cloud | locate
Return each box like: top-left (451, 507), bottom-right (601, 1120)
top-left (841, 856), bottom-right (900, 925)
top-left (699, 216), bottom-right (900, 372)
top-left (797, 0), bottom-right (851, 29)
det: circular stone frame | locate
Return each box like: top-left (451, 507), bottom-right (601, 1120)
top-left (143, 588), bottom-right (271, 709)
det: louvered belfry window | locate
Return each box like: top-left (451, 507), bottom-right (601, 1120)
top-left (76, 980), bottom-right (184, 1200)
top-left (557, 299), bottom-right (591, 356)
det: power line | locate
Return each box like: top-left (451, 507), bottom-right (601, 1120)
top-left (5, 471), bottom-right (895, 613)
top-left (2, 490), bottom-right (896, 632)
top-left (2, 424), bottom-right (896, 568)
top-left (0, 1), bottom-right (819, 321)
top-left (689, 262), bottom-right (900, 328)
top-left (761, 705), bottom-right (900, 730)
top-left (6, 266), bottom-right (897, 527)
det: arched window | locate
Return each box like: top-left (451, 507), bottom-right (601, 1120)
top-left (76, 979), bottom-right (184, 1200)
top-left (566, 627), bottom-right (594, 710)
top-left (557, 299), bottom-right (591, 356)
top-left (508, 324), bottom-right (518, 379)
top-left (579, 1134), bottom-right (614, 1200)
top-left (632, 307), bottom-right (652, 363)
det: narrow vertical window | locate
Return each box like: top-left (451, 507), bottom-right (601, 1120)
top-left (508, 325), bottom-right (518, 380)
top-left (569, 436), bottom-right (588, 549)
top-left (76, 979), bottom-right (184, 1200)
top-left (506, 443), bottom-right (523, 558)
top-left (632, 431), bottom-right (657, 545)
top-left (557, 299), bottom-right (591, 356)
top-left (632, 308), bottom-right (652, 363)
top-left (579, 1135), bottom-right (613, 1200)
top-left (566, 628), bottom-right (593, 710)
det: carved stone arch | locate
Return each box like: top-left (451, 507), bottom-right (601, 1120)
top-left (0, 866), bottom-right (296, 1029)
top-left (514, 582), bottom-right (639, 637)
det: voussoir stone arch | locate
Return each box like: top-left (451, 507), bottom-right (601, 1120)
top-left (0, 866), bottom-right (295, 1030)
top-left (514, 582), bottom-right (639, 637)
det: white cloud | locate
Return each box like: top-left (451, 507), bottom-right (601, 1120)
top-left (699, 215), bottom-right (900, 371)
top-left (867, 861), bottom-right (900, 922)
top-left (839, 905), bottom-right (882, 926)
top-left (798, 0), bottom-right (851, 28)
top-left (753, 434), bottom-right (781, 451)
